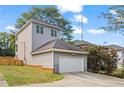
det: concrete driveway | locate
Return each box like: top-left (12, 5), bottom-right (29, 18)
top-left (21, 72), bottom-right (124, 87)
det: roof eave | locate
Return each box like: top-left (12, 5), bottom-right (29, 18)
top-left (32, 19), bottom-right (63, 31)
top-left (32, 48), bottom-right (89, 55)
top-left (16, 19), bottom-right (32, 36)
top-left (16, 19), bottom-right (63, 36)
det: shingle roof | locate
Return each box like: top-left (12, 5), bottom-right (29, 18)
top-left (106, 44), bottom-right (124, 51)
top-left (17, 18), bottom-right (62, 35)
top-left (73, 40), bottom-right (96, 46)
top-left (32, 39), bottom-right (87, 53)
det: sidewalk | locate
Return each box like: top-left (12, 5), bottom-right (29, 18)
top-left (0, 73), bottom-right (8, 87)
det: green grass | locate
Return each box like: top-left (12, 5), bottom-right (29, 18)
top-left (0, 65), bottom-right (63, 86)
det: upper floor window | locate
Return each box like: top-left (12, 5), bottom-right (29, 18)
top-left (36, 25), bottom-right (44, 34)
top-left (40, 26), bottom-right (44, 34)
top-left (36, 25), bottom-right (39, 33)
top-left (55, 30), bottom-right (57, 37)
top-left (51, 29), bottom-right (57, 37)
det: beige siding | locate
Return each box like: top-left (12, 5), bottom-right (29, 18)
top-left (32, 52), bottom-right (53, 68)
top-left (32, 23), bottom-right (60, 50)
top-left (17, 22), bottom-right (61, 65)
top-left (17, 22), bottom-right (32, 64)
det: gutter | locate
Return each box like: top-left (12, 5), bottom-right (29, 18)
top-left (32, 48), bottom-right (89, 55)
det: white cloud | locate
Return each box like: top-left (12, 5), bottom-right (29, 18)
top-left (87, 29), bottom-right (106, 34)
top-left (73, 26), bottom-right (82, 34)
top-left (73, 14), bottom-right (88, 24)
top-left (109, 10), bottom-right (118, 15)
top-left (6, 25), bottom-right (18, 31)
top-left (57, 5), bottom-right (83, 13)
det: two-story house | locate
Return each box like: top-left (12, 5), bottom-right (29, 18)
top-left (73, 40), bottom-right (124, 68)
top-left (16, 19), bottom-right (89, 73)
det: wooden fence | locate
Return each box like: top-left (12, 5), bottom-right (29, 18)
top-left (0, 57), bottom-right (54, 73)
top-left (26, 64), bottom-right (54, 73)
top-left (87, 55), bottom-right (99, 72)
top-left (0, 56), bottom-right (23, 65)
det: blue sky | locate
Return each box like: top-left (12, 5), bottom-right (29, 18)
top-left (0, 5), bottom-right (124, 46)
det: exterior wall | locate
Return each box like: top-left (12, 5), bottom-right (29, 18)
top-left (117, 51), bottom-right (124, 68)
top-left (32, 52), bottom-right (53, 68)
top-left (32, 23), bottom-right (60, 50)
top-left (17, 22), bottom-right (32, 64)
top-left (53, 52), bottom-right (87, 73)
top-left (17, 21), bottom-right (61, 64)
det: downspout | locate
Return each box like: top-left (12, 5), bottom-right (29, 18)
top-left (52, 51), bottom-right (55, 73)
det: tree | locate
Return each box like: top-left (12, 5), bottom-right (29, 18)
top-left (9, 33), bottom-right (15, 52)
top-left (0, 32), bottom-right (10, 49)
top-left (99, 5), bottom-right (124, 35)
top-left (0, 47), bottom-right (2, 55)
top-left (15, 6), bottom-right (73, 41)
top-left (102, 48), bottom-right (118, 74)
top-left (88, 46), bottom-right (118, 74)
top-left (0, 32), bottom-right (15, 56)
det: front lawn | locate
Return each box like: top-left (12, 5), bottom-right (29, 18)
top-left (0, 65), bottom-right (63, 86)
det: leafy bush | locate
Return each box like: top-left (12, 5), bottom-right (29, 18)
top-left (111, 69), bottom-right (124, 78)
top-left (100, 65), bottom-right (106, 71)
top-left (88, 46), bottom-right (118, 74)
top-left (0, 32), bottom-right (15, 57)
top-left (0, 47), bottom-right (2, 55)
top-left (98, 70), bottom-right (107, 74)
top-left (1, 48), bottom-right (15, 56)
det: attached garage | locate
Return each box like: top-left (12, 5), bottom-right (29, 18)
top-left (59, 56), bottom-right (84, 73)
top-left (53, 51), bottom-right (88, 73)
top-left (32, 39), bottom-right (89, 73)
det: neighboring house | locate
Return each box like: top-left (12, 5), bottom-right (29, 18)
top-left (16, 19), bottom-right (89, 73)
top-left (106, 44), bottom-right (124, 68)
top-left (73, 40), bottom-right (124, 68)
top-left (73, 40), bottom-right (96, 50)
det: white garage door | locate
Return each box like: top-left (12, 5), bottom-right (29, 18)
top-left (59, 56), bottom-right (84, 73)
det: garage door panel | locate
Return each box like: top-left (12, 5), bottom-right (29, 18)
top-left (59, 56), bottom-right (84, 73)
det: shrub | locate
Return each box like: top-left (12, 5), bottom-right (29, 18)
top-left (98, 70), bottom-right (107, 74)
top-left (88, 46), bottom-right (118, 74)
top-left (1, 48), bottom-right (15, 56)
top-left (111, 69), bottom-right (124, 78)
top-left (0, 47), bottom-right (2, 54)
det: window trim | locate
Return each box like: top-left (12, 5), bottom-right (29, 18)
top-left (40, 26), bottom-right (44, 34)
top-left (36, 25), bottom-right (44, 34)
top-left (51, 29), bottom-right (57, 37)
top-left (36, 25), bottom-right (39, 33)
top-left (51, 29), bottom-right (54, 36)
top-left (54, 30), bottom-right (57, 37)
